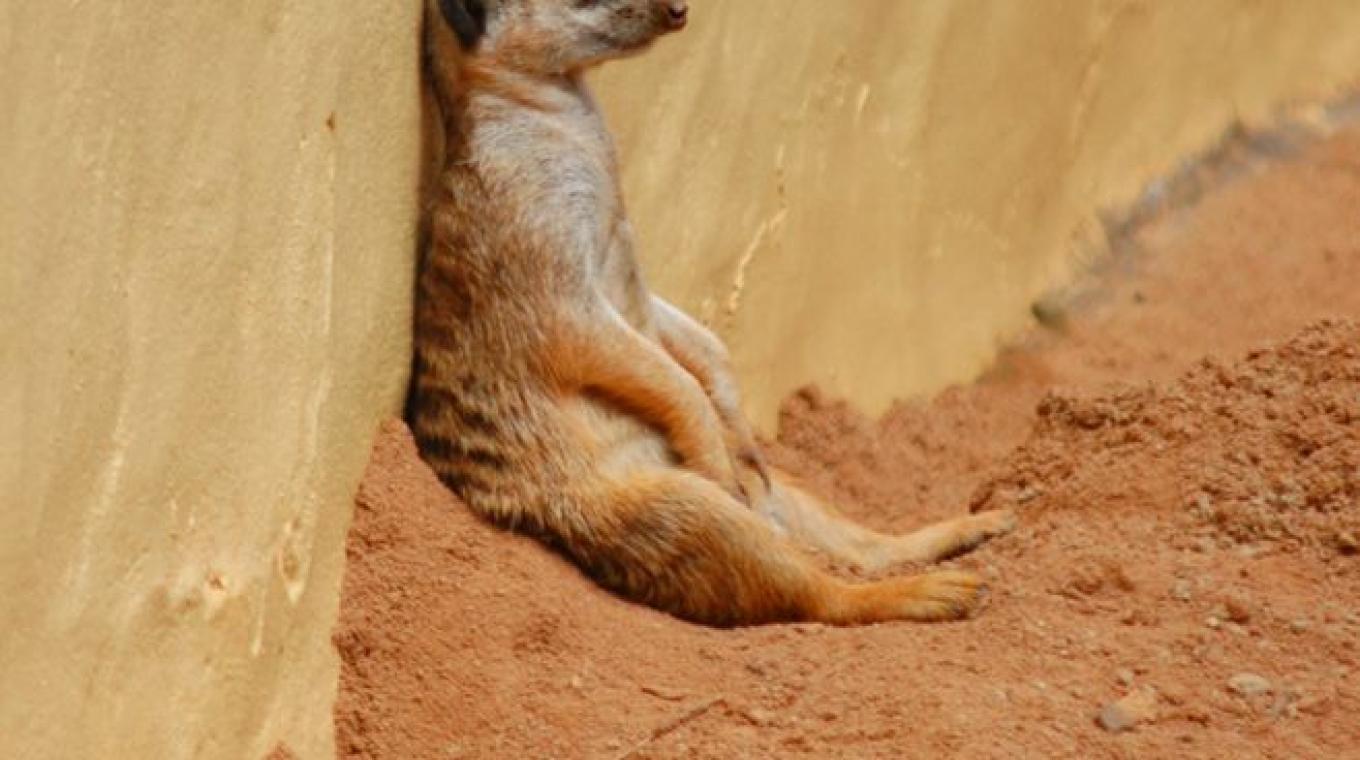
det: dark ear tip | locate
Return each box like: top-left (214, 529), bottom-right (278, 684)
top-left (438, 0), bottom-right (487, 49)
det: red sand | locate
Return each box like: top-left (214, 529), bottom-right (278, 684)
top-left (335, 126), bottom-right (1360, 758)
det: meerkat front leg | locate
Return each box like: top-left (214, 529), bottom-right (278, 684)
top-left (550, 301), bottom-right (745, 497)
top-left (651, 297), bottom-right (770, 490)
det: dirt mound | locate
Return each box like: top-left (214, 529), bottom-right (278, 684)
top-left (335, 325), bottom-right (1360, 760)
top-left (973, 321), bottom-right (1360, 555)
top-left (331, 322), bottom-right (1360, 760)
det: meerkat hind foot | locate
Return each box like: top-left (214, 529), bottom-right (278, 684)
top-left (823, 570), bottom-right (988, 624)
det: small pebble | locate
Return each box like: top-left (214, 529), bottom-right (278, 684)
top-left (1228, 673), bottom-right (1272, 698)
top-left (1171, 580), bottom-right (1193, 602)
top-left (1236, 544), bottom-right (1264, 559)
top-left (1290, 619), bottom-right (1312, 634)
top-left (1223, 595), bottom-right (1253, 624)
top-left (1337, 531), bottom-right (1358, 555)
top-left (742, 708), bottom-right (777, 727)
top-left (1097, 689), bottom-right (1159, 733)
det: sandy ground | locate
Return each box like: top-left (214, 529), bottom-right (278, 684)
top-left (333, 125), bottom-right (1360, 759)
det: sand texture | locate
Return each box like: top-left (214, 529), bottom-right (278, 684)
top-left (335, 127), bottom-right (1360, 759)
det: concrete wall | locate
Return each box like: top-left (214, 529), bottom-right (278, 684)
top-left (0, 2), bottom-right (422, 759)
top-left (597, 0), bottom-right (1360, 427)
top-left (1, 1), bottom-right (1358, 759)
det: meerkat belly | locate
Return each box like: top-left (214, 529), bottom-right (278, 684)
top-left (568, 221), bottom-right (688, 475)
top-left (559, 394), bottom-right (677, 480)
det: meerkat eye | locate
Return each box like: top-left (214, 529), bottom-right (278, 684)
top-left (439, 0), bottom-right (488, 48)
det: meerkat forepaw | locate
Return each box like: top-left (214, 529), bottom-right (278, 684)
top-left (928, 509), bottom-right (1017, 561)
top-left (739, 447), bottom-right (771, 484)
top-left (974, 509), bottom-right (1018, 540)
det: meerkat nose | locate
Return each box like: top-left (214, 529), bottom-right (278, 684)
top-left (665, 1), bottom-right (689, 29)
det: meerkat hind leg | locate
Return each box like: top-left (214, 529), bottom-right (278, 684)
top-left (558, 471), bottom-right (988, 626)
top-left (759, 475), bottom-right (1017, 573)
top-left (888, 509), bottom-right (1018, 565)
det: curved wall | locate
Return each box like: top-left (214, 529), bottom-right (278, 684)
top-left (596, 0), bottom-right (1360, 427)
top-left (0, 2), bottom-right (421, 758)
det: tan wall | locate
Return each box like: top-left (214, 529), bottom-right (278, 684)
top-left (3, 1), bottom-right (1360, 759)
top-left (596, 0), bottom-right (1360, 428)
top-left (0, 2), bottom-right (422, 759)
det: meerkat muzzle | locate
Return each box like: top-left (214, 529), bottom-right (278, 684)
top-left (664, 1), bottom-right (689, 30)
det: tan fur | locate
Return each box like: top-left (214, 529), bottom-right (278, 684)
top-left (412, 0), bottom-right (1016, 626)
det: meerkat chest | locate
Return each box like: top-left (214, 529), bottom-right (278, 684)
top-left (513, 114), bottom-right (647, 317)
top-left (550, 141), bottom-right (646, 318)
top-left (475, 94), bottom-right (651, 324)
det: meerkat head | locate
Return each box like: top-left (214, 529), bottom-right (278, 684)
top-left (438, 0), bottom-right (689, 75)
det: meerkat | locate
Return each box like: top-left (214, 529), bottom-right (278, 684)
top-left (411, 0), bottom-right (1016, 626)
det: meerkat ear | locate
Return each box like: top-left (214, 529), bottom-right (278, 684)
top-left (438, 0), bottom-right (488, 49)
